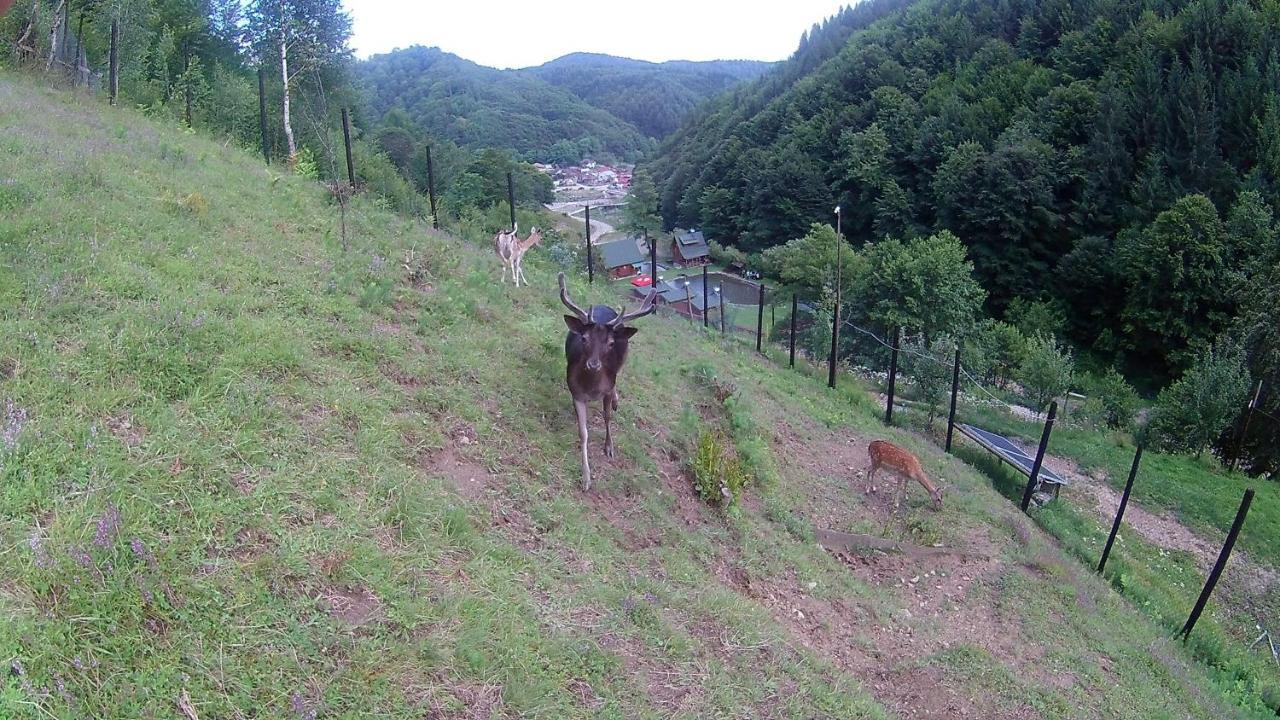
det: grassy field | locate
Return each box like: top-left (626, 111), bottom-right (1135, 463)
top-left (1, 72), bottom-right (1277, 718)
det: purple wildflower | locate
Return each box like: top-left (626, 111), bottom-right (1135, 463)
top-left (291, 694), bottom-right (318, 720)
top-left (621, 596), bottom-right (637, 613)
top-left (3, 399), bottom-right (28, 452)
top-left (28, 533), bottom-right (52, 569)
top-left (68, 545), bottom-right (93, 570)
top-left (643, 592), bottom-right (659, 605)
top-left (93, 504), bottom-right (122, 549)
top-left (130, 537), bottom-right (157, 569)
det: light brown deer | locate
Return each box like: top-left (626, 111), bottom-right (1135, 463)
top-left (867, 440), bottom-right (943, 510)
top-left (511, 227), bottom-right (543, 287)
top-left (494, 224), bottom-right (519, 284)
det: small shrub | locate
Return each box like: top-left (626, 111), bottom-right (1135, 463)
top-left (1078, 368), bottom-right (1140, 430)
top-left (690, 428), bottom-right (748, 509)
top-left (1018, 332), bottom-right (1074, 410)
top-left (292, 147), bottom-right (319, 181)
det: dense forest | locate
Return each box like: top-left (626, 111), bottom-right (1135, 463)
top-left (357, 46), bottom-right (656, 163)
top-left (651, 0), bottom-right (1280, 373)
top-left (357, 47), bottom-right (771, 163)
top-left (521, 53), bottom-right (772, 139)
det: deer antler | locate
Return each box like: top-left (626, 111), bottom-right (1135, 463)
top-left (609, 290), bottom-right (657, 327)
top-left (558, 273), bottom-right (588, 321)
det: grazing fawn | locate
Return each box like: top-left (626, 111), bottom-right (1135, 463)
top-left (867, 440), bottom-right (943, 510)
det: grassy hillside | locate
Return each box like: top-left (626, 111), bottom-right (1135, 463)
top-left (0, 72), bottom-right (1275, 718)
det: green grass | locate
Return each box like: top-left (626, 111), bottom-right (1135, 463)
top-left (0, 71), bottom-right (1275, 718)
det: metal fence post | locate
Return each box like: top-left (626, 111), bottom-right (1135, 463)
top-left (507, 171), bottom-right (516, 232)
top-left (702, 265), bottom-right (709, 328)
top-left (884, 327), bottom-right (900, 424)
top-left (756, 282), bottom-right (765, 353)
top-left (1020, 401), bottom-right (1058, 512)
top-left (1098, 446), bottom-right (1143, 573)
top-left (109, 20), bottom-right (120, 106)
top-left (425, 145), bottom-right (438, 229)
top-left (945, 346), bottom-right (961, 452)
top-left (789, 294), bottom-right (798, 368)
top-left (341, 108), bottom-right (356, 186)
top-left (1182, 489), bottom-right (1255, 639)
top-left (257, 66), bottom-right (270, 164)
top-left (1229, 380), bottom-right (1264, 472)
top-left (585, 205), bottom-right (593, 283)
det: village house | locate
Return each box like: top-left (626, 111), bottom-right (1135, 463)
top-left (671, 228), bottom-right (711, 267)
top-left (598, 237), bottom-right (646, 280)
top-left (640, 274), bottom-right (724, 322)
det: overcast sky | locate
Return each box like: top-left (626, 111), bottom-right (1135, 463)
top-left (347, 0), bottom-right (849, 68)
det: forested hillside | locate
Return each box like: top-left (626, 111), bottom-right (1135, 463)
top-left (651, 0), bottom-right (1280, 384)
top-left (358, 46), bottom-right (656, 163)
top-left (521, 53), bottom-right (772, 139)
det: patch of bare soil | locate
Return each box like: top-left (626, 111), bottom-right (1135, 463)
top-left (317, 584), bottom-right (383, 627)
top-left (419, 682), bottom-right (504, 719)
top-left (106, 413), bottom-right (144, 448)
top-left (419, 447), bottom-right (492, 500)
top-left (378, 359), bottom-right (423, 389)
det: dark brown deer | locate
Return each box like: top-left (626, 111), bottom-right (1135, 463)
top-left (559, 272), bottom-right (656, 490)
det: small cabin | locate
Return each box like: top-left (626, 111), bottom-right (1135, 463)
top-left (672, 228), bottom-right (711, 267)
top-left (598, 238), bottom-right (646, 280)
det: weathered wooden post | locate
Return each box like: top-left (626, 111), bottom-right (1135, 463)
top-left (257, 66), bottom-right (270, 164)
top-left (789, 294), bottom-right (798, 368)
top-left (507, 171), bottom-right (516, 232)
top-left (702, 265), bottom-right (709, 328)
top-left (74, 10), bottom-right (86, 86)
top-left (1182, 489), bottom-right (1255, 640)
top-left (1098, 446), bottom-right (1143, 574)
top-left (885, 327), bottom-right (900, 424)
top-left (828, 304), bottom-right (840, 388)
top-left (585, 205), bottom-right (593, 283)
top-left (685, 278), bottom-right (693, 325)
top-left (109, 20), bottom-right (120, 106)
top-left (341, 108), bottom-right (356, 186)
top-left (945, 346), bottom-right (962, 453)
top-left (756, 282), bottom-right (765, 353)
top-left (425, 145), bottom-right (438, 229)
top-left (1020, 401), bottom-right (1058, 512)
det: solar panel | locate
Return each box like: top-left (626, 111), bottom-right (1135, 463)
top-left (957, 424), bottom-right (1068, 486)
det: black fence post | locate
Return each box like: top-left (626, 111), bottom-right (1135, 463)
top-left (756, 282), bottom-right (765, 353)
top-left (945, 346), bottom-right (962, 453)
top-left (1020, 401), bottom-right (1058, 512)
top-left (1098, 445), bottom-right (1143, 574)
top-left (885, 327), bottom-right (900, 424)
top-left (827, 305), bottom-right (840, 388)
top-left (789, 294), bottom-right (798, 368)
top-left (648, 230), bottom-right (657, 286)
top-left (341, 108), bottom-right (356, 186)
top-left (183, 54), bottom-right (193, 125)
top-left (507, 171), bottom-right (516, 232)
top-left (75, 10), bottom-right (86, 86)
top-left (1181, 489), bottom-right (1255, 640)
top-left (109, 20), bottom-right (120, 106)
top-left (425, 145), bottom-right (438, 229)
top-left (257, 67), bottom-right (270, 164)
top-left (1229, 380), bottom-right (1263, 472)
top-left (702, 265), bottom-right (709, 328)
top-left (585, 205), bottom-right (593, 283)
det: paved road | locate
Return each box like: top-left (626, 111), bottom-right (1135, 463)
top-left (546, 200), bottom-right (623, 240)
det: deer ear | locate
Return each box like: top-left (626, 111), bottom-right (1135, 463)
top-left (564, 315), bottom-right (589, 333)
top-left (614, 326), bottom-right (639, 340)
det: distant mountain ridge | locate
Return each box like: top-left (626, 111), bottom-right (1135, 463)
top-left (357, 46), bottom-right (772, 162)
top-left (521, 53), bottom-right (773, 138)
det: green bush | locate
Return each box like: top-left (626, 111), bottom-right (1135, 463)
top-left (1018, 332), bottom-right (1074, 410)
top-left (1148, 342), bottom-right (1250, 457)
top-left (1077, 368), bottom-right (1140, 430)
top-left (690, 428), bottom-right (748, 510)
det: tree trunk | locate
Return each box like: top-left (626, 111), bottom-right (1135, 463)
top-left (16, 0), bottom-right (39, 59)
top-left (45, 0), bottom-right (65, 70)
top-left (278, 9), bottom-right (297, 161)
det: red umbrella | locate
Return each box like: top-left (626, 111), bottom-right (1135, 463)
top-left (631, 275), bottom-right (653, 287)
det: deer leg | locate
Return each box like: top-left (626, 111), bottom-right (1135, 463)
top-left (574, 399), bottom-right (592, 491)
top-left (603, 395), bottom-right (615, 458)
